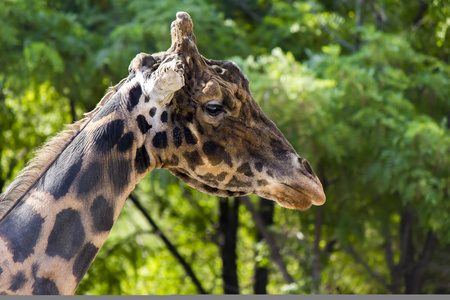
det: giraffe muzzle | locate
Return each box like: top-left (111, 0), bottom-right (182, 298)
top-left (293, 157), bottom-right (326, 207)
top-left (259, 156), bottom-right (326, 210)
top-left (266, 178), bottom-right (325, 210)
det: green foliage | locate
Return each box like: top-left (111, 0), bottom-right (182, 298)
top-left (1, 0), bottom-right (449, 295)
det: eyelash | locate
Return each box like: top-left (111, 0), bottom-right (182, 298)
top-left (204, 103), bottom-right (224, 116)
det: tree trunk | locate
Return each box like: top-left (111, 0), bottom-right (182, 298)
top-left (218, 197), bottom-right (240, 294)
top-left (410, 230), bottom-right (438, 293)
top-left (312, 206), bottom-right (323, 293)
top-left (253, 197), bottom-right (274, 294)
top-left (240, 196), bottom-right (294, 284)
top-left (386, 206), bottom-right (438, 294)
top-left (402, 208), bottom-right (415, 293)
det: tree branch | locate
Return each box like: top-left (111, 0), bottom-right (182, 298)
top-left (183, 188), bottom-right (217, 233)
top-left (69, 97), bottom-right (77, 123)
top-left (0, 158), bottom-right (4, 193)
top-left (128, 193), bottom-right (208, 294)
top-left (239, 196), bottom-right (294, 284)
top-left (382, 226), bottom-right (394, 271)
top-left (382, 223), bottom-right (396, 280)
top-left (322, 23), bottom-right (357, 52)
top-left (429, 262), bottom-right (450, 274)
top-left (305, 0), bottom-right (357, 52)
top-left (412, 230), bottom-right (438, 292)
top-left (413, 0), bottom-right (428, 28)
top-left (105, 230), bottom-right (154, 257)
top-left (345, 243), bottom-right (393, 292)
top-left (355, 0), bottom-right (366, 51)
top-left (417, 231), bottom-right (438, 269)
top-left (229, 0), bottom-right (263, 24)
top-left (398, 210), bottom-right (409, 270)
top-left (64, 70), bottom-right (77, 123)
top-left (369, 0), bottom-right (387, 30)
top-left (404, 210), bottom-right (416, 293)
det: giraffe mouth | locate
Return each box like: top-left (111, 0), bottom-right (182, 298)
top-left (168, 166), bottom-right (325, 210)
top-left (259, 181), bottom-right (326, 211)
top-left (284, 182), bottom-right (325, 205)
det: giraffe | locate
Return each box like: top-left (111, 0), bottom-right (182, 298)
top-left (0, 12), bottom-right (325, 294)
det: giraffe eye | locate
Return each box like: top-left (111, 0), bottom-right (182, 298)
top-left (204, 103), bottom-right (224, 116)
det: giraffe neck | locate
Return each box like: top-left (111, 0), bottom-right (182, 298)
top-left (0, 78), bottom-right (158, 295)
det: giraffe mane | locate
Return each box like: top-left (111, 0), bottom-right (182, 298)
top-left (0, 77), bottom-right (128, 221)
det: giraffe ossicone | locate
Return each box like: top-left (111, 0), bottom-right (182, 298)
top-left (0, 12), bottom-right (325, 295)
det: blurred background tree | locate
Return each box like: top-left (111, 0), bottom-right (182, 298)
top-left (1, 0), bottom-right (449, 294)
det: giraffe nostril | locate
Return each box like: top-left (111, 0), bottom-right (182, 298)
top-left (298, 157), bottom-right (316, 177)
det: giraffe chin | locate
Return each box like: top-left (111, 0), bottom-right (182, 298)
top-left (168, 168), bottom-right (325, 211)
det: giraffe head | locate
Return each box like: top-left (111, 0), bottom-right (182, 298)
top-left (128, 12), bottom-right (325, 210)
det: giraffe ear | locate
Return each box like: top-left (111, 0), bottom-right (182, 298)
top-left (137, 55), bottom-right (185, 107)
top-left (128, 52), bottom-right (157, 75)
